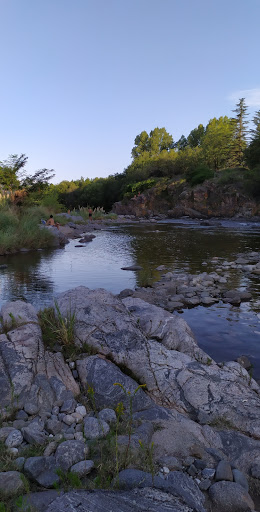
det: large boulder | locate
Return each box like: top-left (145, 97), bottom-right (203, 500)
top-left (0, 301), bottom-right (79, 416)
top-left (34, 488), bottom-right (205, 512)
top-left (57, 287), bottom-right (260, 437)
top-left (76, 356), bottom-right (152, 412)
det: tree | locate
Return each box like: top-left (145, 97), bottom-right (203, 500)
top-left (201, 116), bottom-right (235, 170)
top-left (131, 131), bottom-right (150, 159)
top-left (149, 127), bottom-right (174, 156)
top-left (0, 153), bottom-right (28, 189)
top-left (187, 124), bottom-right (205, 148)
top-left (174, 135), bottom-right (188, 151)
top-left (230, 98), bottom-right (249, 167)
top-left (131, 127), bottom-right (173, 159)
top-left (21, 168), bottom-right (55, 192)
top-left (245, 109), bottom-right (260, 168)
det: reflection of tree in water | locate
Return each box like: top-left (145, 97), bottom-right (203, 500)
top-left (0, 249), bottom-right (55, 305)
top-left (124, 224), bottom-right (260, 289)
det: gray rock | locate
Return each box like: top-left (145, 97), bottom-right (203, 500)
top-left (232, 468), bottom-right (249, 492)
top-left (58, 287), bottom-right (260, 438)
top-left (22, 491), bottom-right (61, 512)
top-left (98, 408), bottom-right (116, 425)
top-left (13, 457), bottom-right (25, 470)
top-left (15, 410), bottom-right (28, 420)
top-left (118, 422), bottom-right (154, 450)
top-left (0, 426), bottom-right (16, 441)
top-left (193, 459), bottom-right (207, 470)
top-left (12, 420), bottom-right (27, 429)
top-left (236, 355), bottom-right (252, 370)
top-left (166, 471), bottom-right (206, 512)
top-left (215, 460), bottom-right (233, 481)
top-left (199, 479), bottom-right (211, 491)
top-left (77, 356), bottom-right (152, 413)
top-left (46, 419), bottom-right (62, 435)
top-left (24, 398), bottom-right (40, 415)
top-left (219, 430), bottom-right (260, 475)
top-left (0, 319), bottom-right (79, 418)
top-left (121, 265), bottom-right (143, 270)
top-left (0, 470), bottom-right (26, 496)
top-left (22, 422), bottom-right (46, 445)
top-left (84, 417), bottom-right (110, 439)
top-left (55, 440), bottom-right (89, 471)
top-left (75, 405), bottom-right (87, 417)
top-left (63, 414), bottom-right (76, 426)
top-left (251, 463), bottom-right (260, 479)
top-left (24, 456), bottom-right (60, 488)
top-left (70, 460), bottom-right (94, 477)
top-left (1, 301), bottom-right (38, 328)
top-left (43, 488), bottom-right (202, 512)
top-left (201, 468), bottom-right (215, 479)
top-left (5, 429), bottom-right (23, 448)
top-left (37, 469), bottom-right (60, 488)
top-left (60, 399), bottom-right (77, 414)
top-left (44, 442), bottom-right (58, 457)
top-left (158, 456), bottom-right (182, 471)
top-left (24, 456), bottom-right (48, 479)
top-left (117, 469), bottom-right (206, 512)
top-left (209, 481), bottom-right (255, 511)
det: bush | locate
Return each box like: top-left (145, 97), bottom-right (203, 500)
top-left (244, 166), bottom-right (260, 199)
top-left (215, 168), bottom-right (245, 186)
top-left (0, 206), bottom-right (54, 253)
top-left (187, 165), bottom-right (214, 186)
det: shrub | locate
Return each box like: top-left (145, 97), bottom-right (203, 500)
top-left (187, 165), bottom-right (214, 186)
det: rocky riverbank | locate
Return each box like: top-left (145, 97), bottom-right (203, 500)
top-left (0, 265), bottom-right (260, 511)
top-left (112, 179), bottom-right (260, 219)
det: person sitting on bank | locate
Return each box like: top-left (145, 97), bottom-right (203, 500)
top-left (46, 215), bottom-right (60, 229)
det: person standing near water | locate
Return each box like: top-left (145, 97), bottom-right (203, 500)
top-left (88, 208), bottom-right (93, 220)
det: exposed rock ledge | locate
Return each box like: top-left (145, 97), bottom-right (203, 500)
top-left (0, 287), bottom-right (259, 511)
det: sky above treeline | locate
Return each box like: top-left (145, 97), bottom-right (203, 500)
top-left (1, 0), bottom-right (260, 184)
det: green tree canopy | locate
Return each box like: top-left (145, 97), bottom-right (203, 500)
top-left (187, 124), bottom-right (205, 148)
top-left (0, 153), bottom-right (28, 189)
top-left (131, 127), bottom-right (173, 159)
top-left (201, 116), bottom-right (235, 170)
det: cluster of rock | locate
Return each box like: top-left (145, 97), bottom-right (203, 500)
top-left (0, 404), bottom-right (117, 492)
top-left (0, 280), bottom-right (260, 510)
top-left (119, 251), bottom-right (260, 313)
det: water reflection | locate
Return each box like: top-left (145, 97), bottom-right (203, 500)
top-left (0, 221), bottom-right (259, 378)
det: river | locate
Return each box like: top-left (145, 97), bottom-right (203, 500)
top-left (0, 219), bottom-right (260, 378)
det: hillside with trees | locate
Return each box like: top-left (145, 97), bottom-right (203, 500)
top-left (1, 98), bottom-right (260, 218)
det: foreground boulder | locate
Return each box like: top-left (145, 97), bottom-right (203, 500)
top-left (0, 300), bottom-right (79, 416)
top-left (57, 287), bottom-right (260, 438)
top-left (24, 488), bottom-right (204, 512)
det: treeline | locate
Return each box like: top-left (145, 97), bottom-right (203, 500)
top-left (1, 98), bottom-right (260, 211)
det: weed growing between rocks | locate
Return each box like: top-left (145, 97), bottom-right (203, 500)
top-left (38, 305), bottom-right (99, 360)
top-left (38, 301), bottom-right (76, 348)
top-left (0, 442), bottom-right (15, 473)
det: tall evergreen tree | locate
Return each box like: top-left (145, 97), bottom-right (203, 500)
top-left (230, 98), bottom-right (249, 167)
top-left (245, 109), bottom-right (260, 168)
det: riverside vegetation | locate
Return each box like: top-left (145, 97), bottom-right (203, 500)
top-left (0, 97), bottom-right (260, 227)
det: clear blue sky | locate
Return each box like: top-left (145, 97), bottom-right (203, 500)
top-left (1, 0), bottom-right (260, 183)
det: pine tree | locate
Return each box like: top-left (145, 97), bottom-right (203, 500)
top-left (245, 109), bottom-right (260, 168)
top-left (230, 98), bottom-right (249, 167)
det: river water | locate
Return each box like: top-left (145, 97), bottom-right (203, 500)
top-left (0, 219), bottom-right (260, 378)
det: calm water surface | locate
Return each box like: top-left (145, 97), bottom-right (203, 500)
top-left (1, 220), bottom-right (260, 378)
